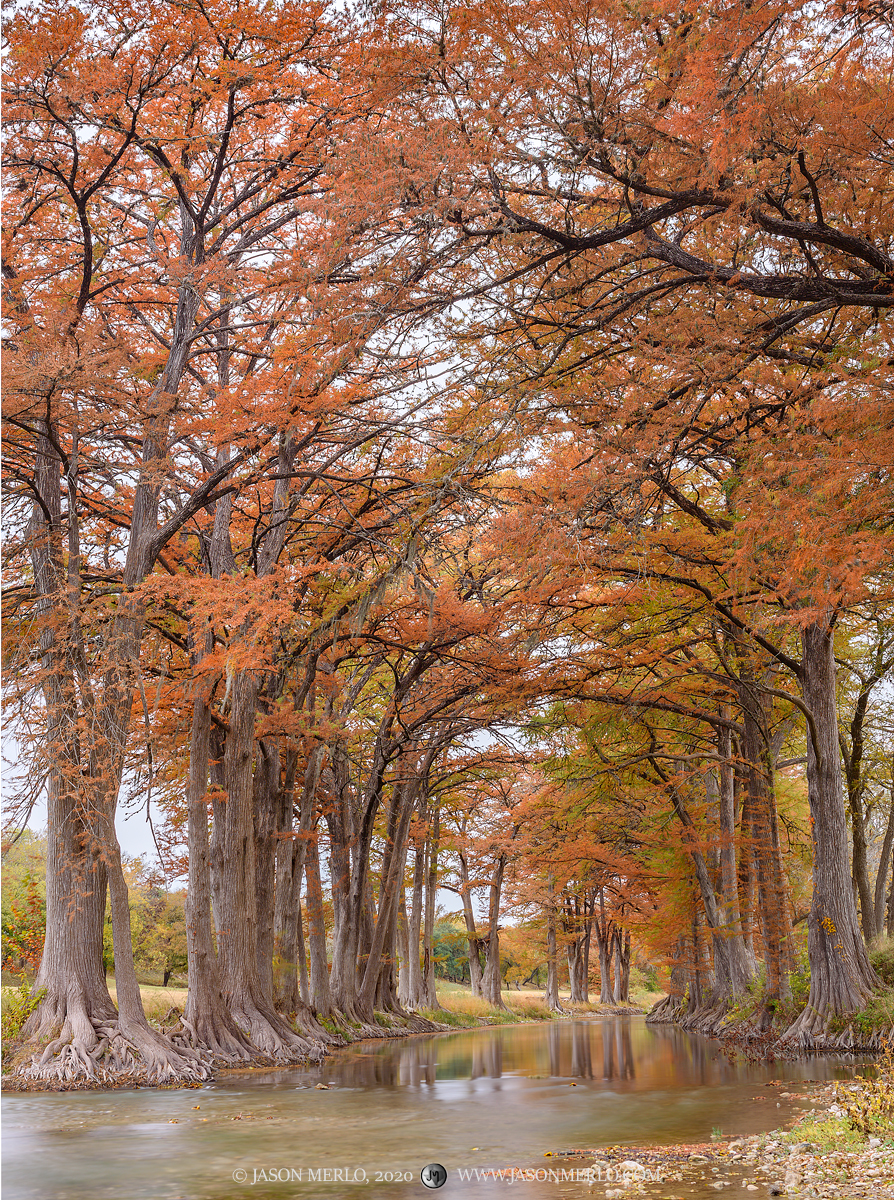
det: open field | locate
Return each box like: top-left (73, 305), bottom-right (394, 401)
top-left (3, 976), bottom-right (663, 1028)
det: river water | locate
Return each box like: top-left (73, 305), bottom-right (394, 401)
top-left (1, 1016), bottom-right (862, 1200)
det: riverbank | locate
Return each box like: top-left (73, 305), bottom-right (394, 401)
top-left (2, 1015), bottom-right (878, 1200)
top-left (1, 985), bottom-right (649, 1092)
top-left (582, 1076), bottom-right (894, 1200)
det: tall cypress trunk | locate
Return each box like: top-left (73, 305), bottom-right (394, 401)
top-left (739, 682), bottom-right (791, 1009)
top-left (784, 620), bottom-right (880, 1044)
top-left (619, 931), bottom-right (631, 1002)
top-left (329, 738), bottom-right (391, 1015)
top-left (404, 821), bottom-right (426, 1008)
top-left (545, 901), bottom-right (564, 1012)
top-left (217, 672), bottom-right (313, 1058)
top-left (612, 932), bottom-right (624, 1004)
top-left (717, 722), bottom-right (755, 977)
top-left (420, 800), bottom-right (441, 1009)
top-left (874, 784), bottom-right (894, 940)
top-left (480, 855), bottom-right (507, 1009)
top-left (184, 690), bottom-right (252, 1059)
top-left (597, 934), bottom-right (613, 1003)
top-left (253, 736), bottom-right (280, 1004)
top-left (358, 772), bottom-right (419, 1019)
top-left (305, 827), bottom-right (332, 1017)
top-left (272, 749), bottom-right (301, 1013)
top-left (23, 432), bottom-right (116, 1065)
top-left (457, 850), bottom-right (484, 997)
top-left (273, 836), bottom-right (301, 1013)
top-left (397, 893), bottom-right (412, 1009)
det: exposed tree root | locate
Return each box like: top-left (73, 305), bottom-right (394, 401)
top-left (20, 1013), bottom-right (211, 1086)
top-left (648, 989), bottom-right (894, 1055)
top-left (173, 1008), bottom-right (255, 1065)
top-left (780, 1001), bottom-right (839, 1049)
top-left (226, 996), bottom-right (323, 1063)
top-left (781, 1007), bottom-right (894, 1052)
top-left (646, 994), bottom-right (685, 1024)
top-left (324, 1005), bottom-right (446, 1039)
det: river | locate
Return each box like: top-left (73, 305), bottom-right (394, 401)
top-left (1, 1016), bottom-right (863, 1200)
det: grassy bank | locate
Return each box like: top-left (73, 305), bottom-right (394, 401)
top-left (418, 979), bottom-right (660, 1029)
top-left (2, 974), bottom-right (656, 1079)
top-left (723, 1065), bottom-right (894, 1198)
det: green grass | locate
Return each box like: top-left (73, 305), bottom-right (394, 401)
top-left (778, 1114), bottom-right (868, 1154)
top-left (1, 980), bottom-right (188, 1024)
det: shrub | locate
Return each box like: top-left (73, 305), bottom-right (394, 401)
top-left (1, 981), bottom-right (47, 1066)
top-left (836, 1038), bottom-right (894, 1136)
top-left (870, 942), bottom-right (894, 988)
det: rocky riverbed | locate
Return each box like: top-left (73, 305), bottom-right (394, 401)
top-left (550, 1078), bottom-right (893, 1199)
top-left (725, 1078), bottom-right (894, 1199)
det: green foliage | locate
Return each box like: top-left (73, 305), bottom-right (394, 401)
top-left (835, 1039), bottom-right (894, 1136)
top-left (839, 988), bottom-right (894, 1039)
top-left (780, 1115), bottom-right (865, 1154)
top-left (1, 981), bottom-right (46, 1065)
top-left (1, 831), bottom-right (47, 974)
top-left (629, 963), bottom-right (658, 994)
top-left (790, 949), bottom-right (811, 1008)
top-left (421, 1006), bottom-right (478, 1028)
top-left (1, 872), bottom-right (45, 974)
top-left (431, 919), bottom-right (473, 983)
top-left (133, 890), bottom-right (188, 984)
top-left (870, 942), bottom-right (894, 988)
top-left (101, 868), bottom-right (189, 984)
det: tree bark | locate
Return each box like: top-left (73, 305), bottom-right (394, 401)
top-left (305, 827), bottom-right (333, 1017)
top-left (457, 850), bottom-right (485, 997)
top-left (784, 620), bottom-right (880, 1044)
top-left (544, 902), bottom-right (565, 1012)
top-left (740, 680), bottom-right (791, 1009)
top-left (253, 735), bottom-right (280, 1004)
top-left (480, 854), bottom-right (507, 1009)
top-left (272, 749), bottom-right (302, 1013)
top-left (420, 800), bottom-right (441, 1009)
top-left (216, 672), bottom-right (315, 1059)
top-left (875, 781), bottom-right (894, 939)
top-left (184, 689), bottom-right (252, 1060)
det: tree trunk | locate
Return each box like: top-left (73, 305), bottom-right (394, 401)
top-left (480, 855), bottom-right (507, 1009)
top-left (273, 799), bottom-right (302, 1015)
top-left (420, 800), bottom-right (441, 1009)
top-left (217, 672), bottom-right (315, 1059)
top-left (457, 851), bottom-right (484, 997)
top-left (406, 831), bottom-right (426, 1007)
top-left (184, 690), bottom-right (252, 1060)
top-left (329, 732), bottom-right (392, 1016)
top-left (296, 900), bottom-right (310, 1008)
top-left (357, 771), bottom-right (420, 1019)
top-left (252, 736), bottom-right (280, 1005)
top-left (784, 620), bottom-right (880, 1044)
top-left (612, 932), bottom-right (624, 1004)
top-left (305, 827), bottom-right (332, 1017)
top-left (23, 775), bottom-right (117, 1079)
top-left (397, 893), bottom-right (412, 1009)
top-left (544, 903), bottom-right (565, 1012)
top-left (597, 934), bottom-right (613, 1004)
top-left (873, 781), bottom-right (894, 940)
top-left (619, 931), bottom-right (631, 1002)
top-left (740, 681), bottom-right (791, 1010)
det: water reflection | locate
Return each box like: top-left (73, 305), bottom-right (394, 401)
top-left (2, 1017), bottom-right (864, 1200)
top-left (298, 1016), bottom-right (780, 1094)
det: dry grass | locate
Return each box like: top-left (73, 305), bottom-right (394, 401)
top-left (108, 983), bottom-right (189, 1022)
top-left (435, 979), bottom-right (661, 1016)
top-left (433, 985), bottom-right (553, 1022)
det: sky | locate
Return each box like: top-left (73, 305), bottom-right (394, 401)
top-left (2, 728), bottom-right (167, 865)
